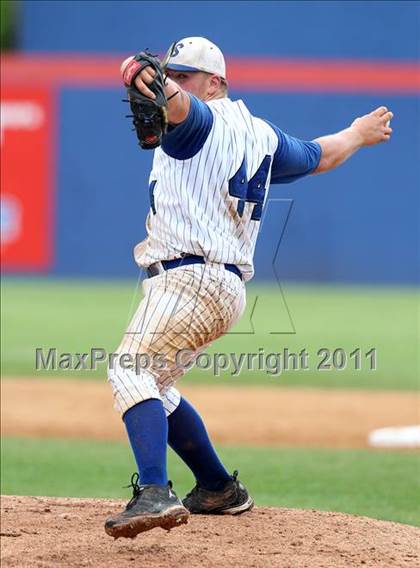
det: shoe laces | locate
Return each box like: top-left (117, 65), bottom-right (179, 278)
top-left (123, 473), bottom-right (174, 508)
top-left (124, 472), bottom-right (144, 509)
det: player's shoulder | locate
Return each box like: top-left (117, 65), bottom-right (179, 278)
top-left (207, 96), bottom-right (246, 116)
top-left (209, 98), bottom-right (276, 139)
top-left (207, 97), bottom-right (254, 130)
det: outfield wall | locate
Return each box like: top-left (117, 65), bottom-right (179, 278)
top-left (1, 1), bottom-right (419, 283)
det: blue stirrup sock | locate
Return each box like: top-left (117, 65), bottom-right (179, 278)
top-left (123, 398), bottom-right (168, 486)
top-left (167, 396), bottom-right (231, 491)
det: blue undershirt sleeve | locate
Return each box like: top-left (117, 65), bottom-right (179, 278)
top-left (266, 121), bottom-right (322, 184)
top-left (161, 94), bottom-right (214, 160)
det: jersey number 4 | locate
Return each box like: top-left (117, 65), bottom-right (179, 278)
top-left (228, 155), bottom-right (271, 221)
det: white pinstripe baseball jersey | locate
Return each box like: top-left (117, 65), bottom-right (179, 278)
top-left (135, 95), bottom-right (321, 280)
top-left (134, 97), bottom-right (279, 281)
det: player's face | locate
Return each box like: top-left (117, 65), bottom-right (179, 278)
top-left (166, 70), bottom-right (214, 100)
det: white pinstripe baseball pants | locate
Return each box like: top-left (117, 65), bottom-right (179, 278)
top-left (107, 264), bottom-right (246, 416)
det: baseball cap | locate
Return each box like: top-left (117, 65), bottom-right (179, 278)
top-left (164, 37), bottom-right (226, 80)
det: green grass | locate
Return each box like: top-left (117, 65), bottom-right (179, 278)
top-left (1, 278), bottom-right (419, 390)
top-left (2, 437), bottom-right (419, 526)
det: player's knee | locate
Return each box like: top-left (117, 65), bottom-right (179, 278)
top-left (107, 363), bottom-right (161, 415)
top-left (161, 386), bottom-right (181, 416)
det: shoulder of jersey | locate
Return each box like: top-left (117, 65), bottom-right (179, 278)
top-left (206, 98), bottom-right (250, 124)
top-left (207, 97), bottom-right (278, 147)
top-left (207, 97), bottom-right (238, 112)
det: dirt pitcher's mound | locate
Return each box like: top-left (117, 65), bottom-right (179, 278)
top-left (1, 496), bottom-right (419, 568)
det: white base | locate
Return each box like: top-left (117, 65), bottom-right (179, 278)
top-left (368, 425), bottom-right (420, 448)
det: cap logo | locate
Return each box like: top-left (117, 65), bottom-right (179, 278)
top-left (171, 42), bottom-right (184, 58)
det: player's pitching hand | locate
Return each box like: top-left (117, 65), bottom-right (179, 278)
top-left (350, 106), bottom-right (393, 146)
top-left (120, 55), bottom-right (157, 99)
top-left (132, 66), bottom-right (157, 100)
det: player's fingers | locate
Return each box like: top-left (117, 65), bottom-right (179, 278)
top-left (134, 77), bottom-right (156, 99)
top-left (383, 127), bottom-right (393, 135)
top-left (142, 67), bottom-right (156, 84)
top-left (372, 106), bottom-right (388, 117)
top-left (382, 111), bottom-right (393, 124)
top-left (144, 66), bottom-right (156, 77)
top-left (142, 84), bottom-right (156, 99)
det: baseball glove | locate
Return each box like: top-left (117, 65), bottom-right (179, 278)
top-left (122, 51), bottom-right (168, 150)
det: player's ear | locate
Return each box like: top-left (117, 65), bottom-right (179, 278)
top-left (208, 74), bottom-right (222, 97)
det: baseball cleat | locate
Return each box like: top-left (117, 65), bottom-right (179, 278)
top-left (183, 470), bottom-right (254, 515)
top-left (104, 473), bottom-right (189, 539)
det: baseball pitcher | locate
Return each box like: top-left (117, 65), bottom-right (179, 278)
top-left (105, 37), bottom-right (393, 538)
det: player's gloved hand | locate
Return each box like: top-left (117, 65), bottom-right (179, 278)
top-left (121, 52), bottom-right (168, 149)
top-left (350, 106), bottom-right (393, 146)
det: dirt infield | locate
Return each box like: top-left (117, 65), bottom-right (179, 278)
top-left (2, 379), bottom-right (419, 447)
top-left (1, 495), bottom-right (419, 568)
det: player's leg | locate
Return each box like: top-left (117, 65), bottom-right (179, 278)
top-left (107, 266), bottom-right (205, 485)
top-left (105, 276), bottom-right (195, 538)
top-left (167, 395), bottom-right (231, 490)
top-left (163, 388), bottom-right (254, 515)
top-left (123, 398), bottom-right (168, 485)
top-left (155, 265), bottom-right (237, 492)
top-left (105, 264), bottom-right (248, 536)
top-left (145, 265), bottom-right (239, 494)
top-left (158, 266), bottom-right (253, 514)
